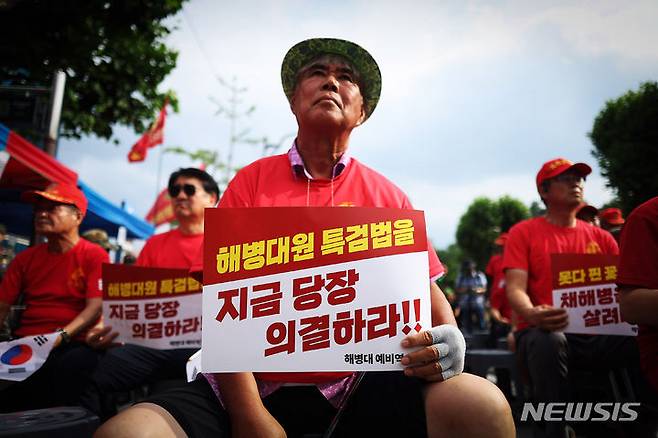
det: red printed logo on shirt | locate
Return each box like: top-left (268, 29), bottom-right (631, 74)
top-left (68, 267), bottom-right (85, 291)
top-left (585, 241), bottom-right (602, 254)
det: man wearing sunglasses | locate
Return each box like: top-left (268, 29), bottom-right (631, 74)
top-left (503, 158), bottom-right (638, 437)
top-left (136, 168), bottom-right (219, 268)
top-left (81, 168), bottom-right (218, 420)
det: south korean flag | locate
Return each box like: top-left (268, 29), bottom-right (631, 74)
top-left (0, 332), bottom-right (58, 382)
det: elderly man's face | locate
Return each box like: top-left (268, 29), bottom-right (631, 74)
top-left (291, 56), bottom-right (365, 130)
top-left (33, 199), bottom-right (82, 235)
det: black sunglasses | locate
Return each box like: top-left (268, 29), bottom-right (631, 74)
top-left (168, 184), bottom-right (197, 198)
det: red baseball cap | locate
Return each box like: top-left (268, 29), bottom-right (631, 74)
top-left (576, 203), bottom-right (599, 219)
top-left (536, 158), bottom-right (591, 188)
top-left (599, 208), bottom-right (625, 225)
top-left (21, 183), bottom-right (88, 217)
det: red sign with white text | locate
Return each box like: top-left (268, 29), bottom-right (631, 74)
top-left (550, 254), bottom-right (637, 336)
top-left (201, 207), bottom-right (432, 372)
top-left (102, 264), bottom-right (202, 349)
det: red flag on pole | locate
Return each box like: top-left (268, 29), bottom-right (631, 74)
top-left (145, 187), bottom-right (175, 226)
top-left (128, 99), bottom-right (168, 163)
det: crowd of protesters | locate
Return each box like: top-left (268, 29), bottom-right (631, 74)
top-left (0, 36), bottom-right (656, 438)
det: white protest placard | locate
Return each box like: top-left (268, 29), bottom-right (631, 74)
top-left (0, 332), bottom-right (58, 381)
top-left (551, 254), bottom-right (637, 336)
top-left (102, 264), bottom-right (203, 349)
top-left (201, 207), bottom-right (433, 372)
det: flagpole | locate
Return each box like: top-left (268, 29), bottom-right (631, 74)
top-left (155, 145), bottom-right (164, 203)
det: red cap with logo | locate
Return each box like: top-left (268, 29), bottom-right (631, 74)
top-left (536, 158), bottom-right (592, 188)
top-left (599, 208), bottom-right (625, 225)
top-left (21, 183), bottom-right (88, 217)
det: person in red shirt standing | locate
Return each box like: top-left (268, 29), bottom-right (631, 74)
top-left (81, 168), bottom-right (219, 420)
top-left (487, 233), bottom-right (512, 334)
top-left (503, 158), bottom-right (638, 438)
top-left (617, 197), bottom-right (658, 395)
top-left (0, 183), bottom-right (109, 411)
top-left (98, 38), bottom-right (514, 438)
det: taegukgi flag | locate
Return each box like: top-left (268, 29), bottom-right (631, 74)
top-left (0, 332), bottom-right (58, 382)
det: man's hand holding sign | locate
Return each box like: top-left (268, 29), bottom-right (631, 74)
top-left (402, 324), bottom-right (466, 382)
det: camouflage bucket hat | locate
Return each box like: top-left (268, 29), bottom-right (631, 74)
top-left (281, 38), bottom-right (382, 121)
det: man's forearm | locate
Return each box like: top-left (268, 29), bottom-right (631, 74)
top-left (506, 287), bottom-right (533, 319)
top-left (63, 297), bottom-right (102, 337)
top-left (505, 269), bottom-right (533, 319)
top-left (431, 282), bottom-right (457, 326)
top-left (619, 288), bottom-right (658, 326)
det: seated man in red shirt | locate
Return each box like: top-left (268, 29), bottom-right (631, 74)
top-left (617, 197), bottom-right (658, 396)
top-left (0, 183), bottom-right (109, 411)
top-left (504, 158), bottom-right (638, 438)
top-left (81, 168), bottom-right (219, 419)
top-left (97, 38), bottom-right (514, 438)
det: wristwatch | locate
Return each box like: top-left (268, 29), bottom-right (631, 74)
top-left (56, 328), bottom-right (71, 344)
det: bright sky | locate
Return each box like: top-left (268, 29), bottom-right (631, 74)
top-left (58, 0), bottom-right (658, 248)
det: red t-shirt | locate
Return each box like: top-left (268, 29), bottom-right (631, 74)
top-left (617, 196), bottom-right (658, 392)
top-left (486, 253), bottom-right (511, 320)
top-left (502, 217), bottom-right (618, 331)
top-left (137, 228), bottom-right (203, 269)
top-left (213, 153), bottom-right (444, 383)
top-left (0, 238), bottom-right (109, 340)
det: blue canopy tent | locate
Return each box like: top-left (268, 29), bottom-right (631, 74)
top-left (79, 181), bottom-right (154, 240)
top-left (0, 122), bottom-right (154, 240)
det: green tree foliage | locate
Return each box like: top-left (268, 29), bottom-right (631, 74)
top-left (528, 201), bottom-right (545, 218)
top-left (0, 0), bottom-right (186, 142)
top-left (455, 196), bottom-right (529, 269)
top-left (498, 195), bottom-right (529, 232)
top-left (436, 243), bottom-right (463, 289)
top-left (590, 81), bottom-right (658, 213)
top-left (456, 197), bottom-right (499, 269)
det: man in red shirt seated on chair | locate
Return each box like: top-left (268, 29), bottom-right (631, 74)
top-left (81, 168), bottom-right (219, 419)
top-left (0, 183), bottom-right (109, 411)
top-left (97, 37), bottom-right (514, 438)
top-left (503, 158), bottom-right (639, 438)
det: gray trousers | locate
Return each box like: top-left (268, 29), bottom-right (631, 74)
top-left (516, 328), bottom-right (638, 438)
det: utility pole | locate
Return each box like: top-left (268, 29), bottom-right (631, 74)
top-left (210, 75), bottom-right (255, 186)
top-left (44, 70), bottom-right (66, 157)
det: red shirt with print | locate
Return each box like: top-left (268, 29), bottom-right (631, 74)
top-left (502, 217), bottom-right (618, 331)
top-left (210, 153), bottom-right (444, 383)
top-left (617, 196), bottom-right (658, 392)
top-left (137, 228), bottom-right (203, 269)
top-left (0, 238), bottom-right (109, 340)
top-left (486, 253), bottom-right (511, 320)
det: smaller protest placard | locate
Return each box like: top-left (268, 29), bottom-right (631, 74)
top-left (102, 264), bottom-right (203, 349)
top-left (551, 254), bottom-right (637, 336)
top-left (0, 332), bottom-right (58, 382)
